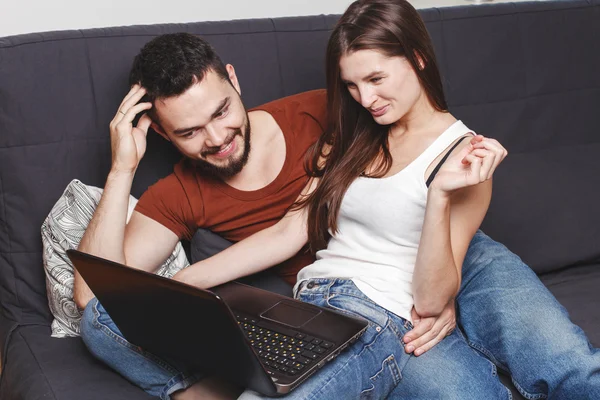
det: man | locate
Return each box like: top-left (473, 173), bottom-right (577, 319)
top-left (77, 33), bottom-right (599, 400)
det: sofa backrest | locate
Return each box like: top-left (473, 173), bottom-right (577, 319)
top-left (1, 0), bottom-right (599, 349)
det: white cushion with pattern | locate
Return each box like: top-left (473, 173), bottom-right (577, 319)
top-left (41, 179), bottom-right (189, 337)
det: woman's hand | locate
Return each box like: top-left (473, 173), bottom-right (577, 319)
top-left (430, 135), bottom-right (507, 195)
top-left (403, 300), bottom-right (457, 356)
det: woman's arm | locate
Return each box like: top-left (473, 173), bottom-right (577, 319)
top-left (173, 178), bottom-right (318, 289)
top-left (411, 136), bottom-right (507, 317)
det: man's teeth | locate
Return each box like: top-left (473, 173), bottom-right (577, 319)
top-left (217, 142), bottom-right (233, 154)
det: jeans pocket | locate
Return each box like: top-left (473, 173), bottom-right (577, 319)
top-left (326, 292), bottom-right (390, 346)
top-left (359, 354), bottom-right (402, 400)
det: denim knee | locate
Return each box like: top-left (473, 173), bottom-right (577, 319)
top-left (80, 298), bottom-right (202, 400)
top-left (465, 230), bottom-right (521, 266)
top-left (80, 298), bottom-right (101, 349)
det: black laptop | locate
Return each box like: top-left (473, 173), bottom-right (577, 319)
top-left (67, 249), bottom-right (368, 396)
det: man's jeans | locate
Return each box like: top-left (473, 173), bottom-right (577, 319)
top-left (81, 231), bottom-right (600, 399)
top-left (454, 231), bottom-right (600, 399)
top-left (81, 298), bottom-right (202, 399)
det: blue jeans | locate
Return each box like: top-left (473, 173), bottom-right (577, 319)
top-left (240, 278), bottom-right (510, 400)
top-left (81, 231), bottom-right (600, 399)
top-left (452, 230), bottom-right (600, 399)
top-left (80, 298), bottom-right (202, 399)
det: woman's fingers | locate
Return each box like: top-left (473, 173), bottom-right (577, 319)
top-left (469, 134), bottom-right (484, 145)
top-left (472, 138), bottom-right (508, 175)
top-left (403, 305), bottom-right (457, 356)
top-left (462, 153), bottom-right (482, 185)
top-left (466, 148), bottom-right (496, 180)
top-left (404, 318), bottom-right (434, 352)
top-left (413, 320), bottom-right (455, 356)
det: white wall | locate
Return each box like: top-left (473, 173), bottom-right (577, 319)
top-left (1, 0), bottom-right (354, 37)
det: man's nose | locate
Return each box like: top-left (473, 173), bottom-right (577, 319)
top-left (204, 125), bottom-right (226, 147)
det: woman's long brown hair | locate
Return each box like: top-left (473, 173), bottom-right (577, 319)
top-left (297, 0), bottom-right (449, 252)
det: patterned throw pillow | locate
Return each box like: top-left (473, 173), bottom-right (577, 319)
top-left (41, 179), bottom-right (189, 338)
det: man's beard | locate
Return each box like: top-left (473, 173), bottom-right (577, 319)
top-left (192, 116), bottom-right (251, 179)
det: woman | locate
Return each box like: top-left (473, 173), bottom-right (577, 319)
top-left (180, 0), bottom-right (510, 398)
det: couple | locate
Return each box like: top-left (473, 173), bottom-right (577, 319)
top-left (75, 0), bottom-right (600, 399)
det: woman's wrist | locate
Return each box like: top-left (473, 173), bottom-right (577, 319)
top-left (427, 184), bottom-right (452, 204)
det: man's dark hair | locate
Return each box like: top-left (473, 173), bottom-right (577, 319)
top-left (129, 33), bottom-right (230, 121)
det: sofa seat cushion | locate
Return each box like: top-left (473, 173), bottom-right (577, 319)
top-left (540, 263), bottom-right (600, 347)
top-left (0, 325), bottom-right (155, 400)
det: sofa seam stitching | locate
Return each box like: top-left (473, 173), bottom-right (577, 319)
top-left (0, 251), bottom-right (42, 254)
top-left (270, 19), bottom-right (287, 98)
top-left (0, 173), bottom-right (12, 254)
top-left (449, 86), bottom-right (599, 109)
top-left (0, 175), bottom-right (21, 318)
top-left (83, 33), bottom-right (99, 139)
top-left (17, 329), bottom-right (59, 400)
top-left (0, 137), bottom-right (109, 150)
top-left (0, 28), bottom-right (326, 49)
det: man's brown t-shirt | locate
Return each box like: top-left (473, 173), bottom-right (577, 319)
top-left (135, 89), bottom-right (327, 285)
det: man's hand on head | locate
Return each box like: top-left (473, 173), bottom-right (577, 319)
top-left (109, 84), bottom-right (153, 174)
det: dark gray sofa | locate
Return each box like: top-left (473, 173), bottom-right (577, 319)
top-left (1, 1), bottom-right (599, 399)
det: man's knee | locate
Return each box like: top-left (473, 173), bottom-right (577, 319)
top-left (80, 297), bottom-right (99, 346)
top-left (80, 297), bottom-right (125, 358)
top-left (463, 230), bottom-right (530, 279)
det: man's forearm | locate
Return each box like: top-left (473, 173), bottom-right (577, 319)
top-left (74, 170), bottom-right (135, 308)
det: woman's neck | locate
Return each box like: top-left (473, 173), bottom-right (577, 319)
top-left (389, 94), bottom-right (453, 140)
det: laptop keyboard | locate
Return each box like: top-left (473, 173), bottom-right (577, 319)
top-left (235, 313), bottom-right (334, 376)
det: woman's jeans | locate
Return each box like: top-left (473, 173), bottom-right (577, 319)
top-left (80, 231), bottom-right (600, 399)
top-left (241, 278), bottom-right (510, 400)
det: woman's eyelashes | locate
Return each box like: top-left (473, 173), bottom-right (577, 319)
top-left (344, 76), bottom-right (384, 89)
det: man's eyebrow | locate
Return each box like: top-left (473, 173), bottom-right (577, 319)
top-left (172, 97), bottom-right (230, 135)
top-left (211, 97), bottom-right (230, 119)
top-left (173, 125), bottom-right (201, 135)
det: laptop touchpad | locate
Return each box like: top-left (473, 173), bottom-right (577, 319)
top-left (261, 301), bottom-right (321, 328)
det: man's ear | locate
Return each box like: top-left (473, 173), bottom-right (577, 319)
top-left (151, 122), bottom-right (171, 142)
top-left (226, 64), bottom-right (241, 95)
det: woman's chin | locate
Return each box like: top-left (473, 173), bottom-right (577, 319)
top-left (372, 114), bottom-right (395, 126)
